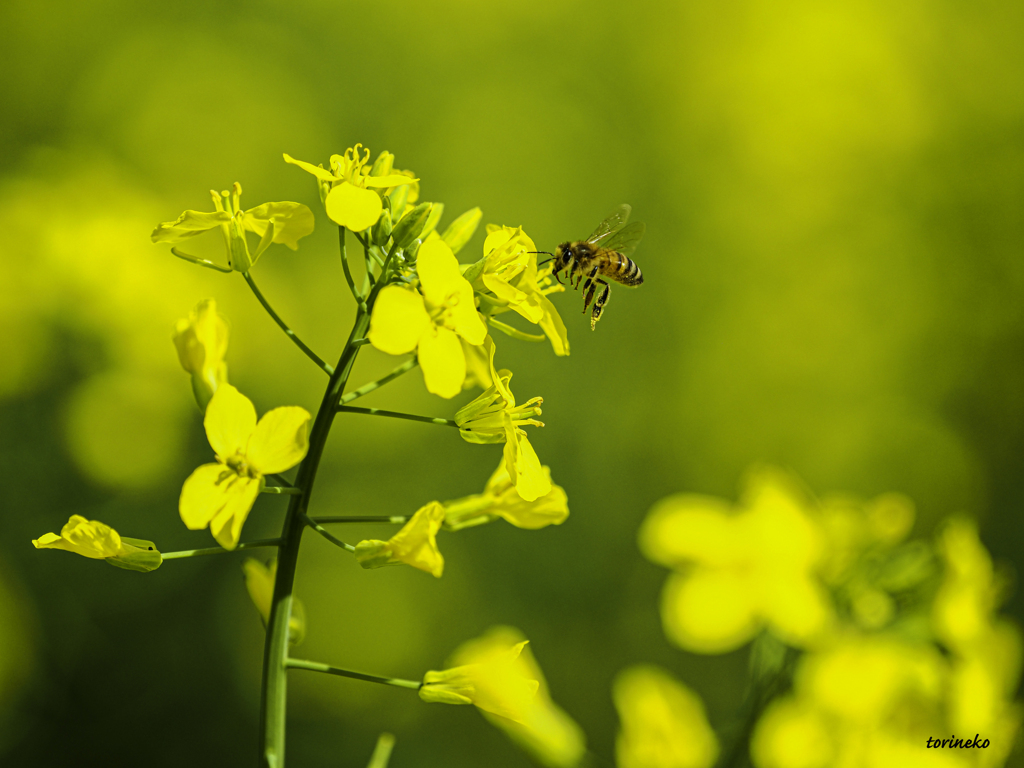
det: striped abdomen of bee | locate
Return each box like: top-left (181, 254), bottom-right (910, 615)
top-left (552, 240), bottom-right (644, 330)
top-left (593, 247), bottom-right (644, 287)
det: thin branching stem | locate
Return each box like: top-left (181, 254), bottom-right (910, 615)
top-left (262, 486), bottom-right (302, 495)
top-left (339, 358), bottom-right (418, 405)
top-left (285, 658), bottom-right (421, 690)
top-left (338, 225), bottom-right (364, 302)
top-left (337, 405), bottom-right (458, 428)
top-left (162, 538), bottom-right (281, 560)
top-left (312, 515), bottom-right (409, 525)
top-left (300, 514), bottom-right (356, 553)
top-left (243, 271), bottom-right (334, 376)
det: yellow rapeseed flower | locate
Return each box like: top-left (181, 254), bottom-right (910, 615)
top-left (443, 459), bottom-right (568, 531)
top-left (179, 384), bottom-right (310, 550)
top-left (152, 183), bottom-right (314, 272)
top-left (639, 467), bottom-right (833, 653)
top-left (368, 239), bottom-right (487, 398)
top-left (173, 298), bottom-right (229, 411)
top-left (420, 626), bottom-right (586, 768)
top-left (33, 515), bottom-right (162, 572)
top-left (354, 502), bottom-right (446, 578)
top-left (613, 665), bottom-right (719, 768)
top-left (478, 225), bottom-right (569, 356)
top-left (454, 338), bottom-right (550, 502)
top-left (284, 144), bottom-right (417, 232)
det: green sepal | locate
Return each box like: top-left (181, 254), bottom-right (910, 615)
top-left (372, 208), bottom-right (393, 248)
top-left (458, 429), bottom-right (505, 445)
top-left (228, 219), bottom-right (254, 272)
top-left (391, 203), bottom-right (433, 249)
top-left (441, 207), bottom-right (482, 254)
top-left (420, 202), bottom-right (444, 240)
top-left (388, 184), bottom-right (410, 219)
top-left (354, 540), bottom-right (392, 569)
top-left (106, 538), bottom-right (163, 572)
top-left (461, 253), bottom-right (488, 284)
top-left (370, 150), bottom-right (395, 178)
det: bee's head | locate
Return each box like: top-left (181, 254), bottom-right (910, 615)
top-left (554, 242), bottom-right (573, 271)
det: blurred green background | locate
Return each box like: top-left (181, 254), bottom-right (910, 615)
top-left (1, 0), bottom-right (1022, 766)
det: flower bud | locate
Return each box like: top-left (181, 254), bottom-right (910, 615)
top-left (441, 207), bottom-right (483, 255)
top-left (391, 203), bottom-right (434, 250)
top-left (371, 208), bottom-right (393, 248)
top-left (370, 150), bottom-right (395, 178)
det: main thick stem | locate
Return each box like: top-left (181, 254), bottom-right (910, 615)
top-left (258, 308), bottom-right (370, 768)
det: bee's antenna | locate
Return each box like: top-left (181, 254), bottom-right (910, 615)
top-left (529, 251), bottom-right (554, 267)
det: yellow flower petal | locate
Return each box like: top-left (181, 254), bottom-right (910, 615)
top-left (661, 570), bottom-right (759, 654)
top-left (417, 239), bottom-right (487, 344)
top-left (32, 515), bottom-right (123, 559)
top-left (357, 502), bottom-right (446, 577)
top-left (179, 462), bottom-right (261, 546)
top-left (325, 182), bottom-right (382, 232)
top-left (204, 384), bottom-right (257, 460)
top-left (503, 423), bottom-right (551, 502)
top-left (209, 477), bottom-right (262, 550)
top-left (243, 201), bottom-right (315, 251)
top-left (613, 665), bottom-right (719, 768)
top-left (419, 326), bottom-right (466, 399)
top-left (246, 406), bottom-right (311, 475)
top-left (369, 286), bottom-right (432, 355)
top-left (283, 153), bottom-right (338, 183)
top-left (150, 209), bottom-right (231, 243)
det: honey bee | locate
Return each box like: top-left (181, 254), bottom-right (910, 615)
top-left (550, 204), bottom-right (645, 330)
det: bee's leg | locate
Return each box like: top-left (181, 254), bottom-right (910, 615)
top-left (591, 280), bottom-right (610, 330)
top-left (583, 280), bottom-right (597, 313)
top-left (580, 264), bottom-right (600, 298)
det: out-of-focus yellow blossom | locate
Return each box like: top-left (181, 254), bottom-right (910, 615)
top-left (752, 636), bottom-right (956, 768)
top-left (613, 665), bottom-right (719, 768)
top-left (242, 558), bottom-right (306, 645)
top-left (639, 467), bottom-right (833, 653)
top-left (32, 515), bottom-right (162, 572)
top-left (443, 460), bottom-right (568, 531)
top-left (284, 145), bottom-right (416, 232)
top-left (421, 626), bottom-right (585, 768)
top-left (354, 502), bottom-right (445, 578)
top-left (179, 384), bottom-right (310, 550)
top-left (152, 183), bottom-right (314, 272)
top-left (368, 239), bottom-right (486, 398)
top-left (932, 518), bottom-right (1023, 759)
top-left (454, 338), bottom-right (549, 502)
top-left (173, 298), bottom-right (229, 410)
top-left (477, 225), bottom-right (569, 357)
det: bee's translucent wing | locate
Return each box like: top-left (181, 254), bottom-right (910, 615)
top-left (601, 221), bottom-right (645, 258)
top-left (586, 204), bottom-right (631, 246)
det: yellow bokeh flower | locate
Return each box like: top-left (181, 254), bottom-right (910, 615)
top-left (613, 665), bottom-right (719, 768)
top-left (284, 144), bottom-right (416, 232)
top-left (179, 384), bottom-right (310, 550)
top-left (443, 459), bottom-right (568, 531)
top-left (368, 239), bottom-right (487, 398)
top-left (33, 515), bottom-right (162, 572)
top-left (242, 558), bottom-right (306, 645)
top-left (152, 182), bottom-right (314, 272)
top-left (354, 501), bottom-right (446, 578)
top-left (173, 298), bottom-right (229, 410)
top-left (478, 225), bottom-right (569, 356)
top-left (639, 467), bottom-right (833, 653)
top-left (454, 338), bottom-right (550, 502)
top-left (420, 626), bottom-right (586, 768)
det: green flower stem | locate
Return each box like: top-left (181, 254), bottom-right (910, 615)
top-left (339, 358), bottom-right (419, 406)
top-left (262, 486), bottom-right (302, 495)
top-left (313, 515), bottom-right (408, 524)
top-left (336, 405), bottom-right (459, 428)
top-left (487, 316), bottom-right (546, 342)
top-left (300, 514), bottom-right (356, 553)
top-left (338, 225), bottom-right (364, 303)
top-left (162, 538), bottom-right (281, 560)
top-left (352, 338), bottom-right (371, 346)
top-left (260, 288), bottom-right (378, 767)
top-left (243, 271), bottom-right (335, 376)
top-left (285, 658), bottom-right (421, 690)
top-left (269, 474), bottom-right (296, 488)
top-left (171, 247), bottom-right (234, 273)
